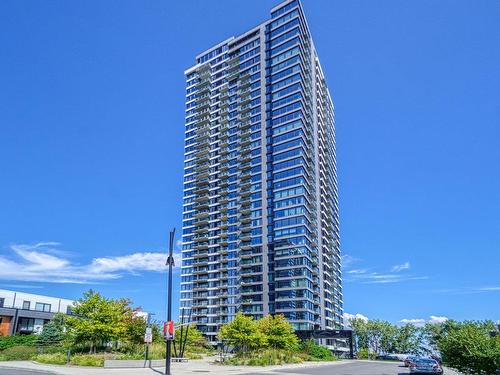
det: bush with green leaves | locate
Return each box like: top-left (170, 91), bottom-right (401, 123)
top-left (0, 335), bottom-right (38, 351)
top-left (219, 313), bottom-right (267, 353)
top-left (226, 348), bottom-right (303, 366)
top-left (0, 346), bottom-right (38, 361)
top-left (70, 354), bottom-right (106, 367)
top-left (356, 347), bottom-right (369, 359)
top-left (35, 353), bottom-right (68, 365)
top-left (299, 339), bottom-right (336, 361)
top-left (219, 313), bottom-right (338, 365)
top-left (434, 320), bottom-right (499, 375)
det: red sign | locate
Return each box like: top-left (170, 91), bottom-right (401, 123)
top-left (164, 320), bottom-right (175, 340)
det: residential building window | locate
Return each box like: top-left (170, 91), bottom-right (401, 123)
top-left (35, 302), bottom-right (51, 312)
top-left (22, 301), bottom-right (30, 310)
top-left (18, 318), bottom-right (34, 332)
top-left (0, 298), bottom-right (4, 308)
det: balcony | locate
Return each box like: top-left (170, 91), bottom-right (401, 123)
top-left (196, 131), bottom-right (210, 141)
top-left (194, 193), bottom-right (209, 202)
top-left (239, 224), bottom-right (252, 232)
top-left (193, 234), bottom-right (209, 242)
top-left (192, 248), bottom-right (209, 256)
top-left (239, 214), bottom-right (251, 224)
top-left (193, 201), bottom-right (209, 210)
top-left (239, 233), bottom-right (251, 242)
top-left (193, 226), bottom-right (208, 234)
top-left (195, 177), bottom-right (209, 186)
top-left (239, 120), bottom-right (251, 129)
top-left (240, 188), bottom-right (252, 197)
top-left (239, 137), bottom-right (252, 146)
top-left (239, 241), bottom-right (252, 250)
top-left (195, 147), bottom-right (210, 157)
top-left (239, 172), bottom-right (252, 181)
top-left (194, 210), bottom-right (210, 219)
top-left (240, 162), bottom-right (252, 171)
top-left (193, 217), bottom-right (209, 226)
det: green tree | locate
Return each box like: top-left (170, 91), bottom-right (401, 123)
top-left (218, 313), bottom-right (266, 352)
top-left (437, 321), bottom-right (499, 375)
top-left (352, 318), bottom-right (423, 356)
top-left (366, 320), bottom-right (396, 355)
top-left (36, 321), bottom-right (64, 348)
top-left (350, 318), bottom-right (369, 351)
top-left (394, 324), bottom-right (422, 354)
top-left (175, 324), bottom-right (208, 349)
top-left (124, 315), bottom-right (147, 345)
top-left (257, 314), bottom-right (299, 350)
top-left (65, 290), bottom-right (132, 353)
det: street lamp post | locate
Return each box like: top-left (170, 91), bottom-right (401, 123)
top-left (165, 229), bottom-right (175, 375)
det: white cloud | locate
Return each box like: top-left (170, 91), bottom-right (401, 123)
top-left (400, 318), bottom-right (426, 327)
top-left (343, 258), bottom-right (425, 285)
top-left (477, 286), bottom-right (500, 292)
top-left (342, 254), bottom-right (361, 268)
top-left (400, 316), bottom-right (449, 327)
top-left (431, 286), bottom-right (500, 294)
top-left (345, 271), bottom-right (428, 284)
top-left (0, 242), bottom-right (181, 284)
top-left (346, 269), bottom-right (367, 274)
top-left (344, 312), bottom-right (369, 327)
top-left (392, 261), bottom-right (411, 272)
top-left (429, 316), bottom-right (448, 324)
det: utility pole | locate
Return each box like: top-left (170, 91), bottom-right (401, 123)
top-left (165, 228), bottom-right (175, 375)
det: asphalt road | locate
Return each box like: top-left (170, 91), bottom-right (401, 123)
top-left (248, 361), bottom-right (435, 375)
top-left (0, 369), bottom-right (53, 375)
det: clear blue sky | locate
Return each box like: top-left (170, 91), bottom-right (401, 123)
top-left (1, 0), bottom-right (499, 324)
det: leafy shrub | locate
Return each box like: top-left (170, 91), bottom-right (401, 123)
top-left (70, 354), bottom-right (105, 367)
top-left (184, 352), bottom-right (203, 360)
top-left (0, 335), bottom-right (38, 350)
top-left (356, 348), bottom-right (379, 360)
top-left (357, 348), bottom-right (369, 359)
top-left (225, 349), bottom-right (303, 366)
top-left (35, 353), bottom-right (67, 365)
top-left (0, 346), bottom-right (38, 361)
top-left (437, 321), bottom-right (500, 375)
top-left (118, 342), bottom-right (206, 360)
top-left (299, 339), bottom-right (336, 361)
top-left (36, 346), bottom-right (65, 355)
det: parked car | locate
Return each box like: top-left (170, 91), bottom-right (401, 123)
top-left (379, 354), bottom-right (399, 361)
top-left (404, 356), bottom-right (419, 367)
top-left (410, 358), bottom-right (444, 374)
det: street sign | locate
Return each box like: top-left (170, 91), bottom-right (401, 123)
top-left (144, 327), bottom-right (153, 344)
top-left (164, 320), bottom-right (175, 340)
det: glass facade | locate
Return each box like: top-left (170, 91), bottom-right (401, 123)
top-left (181, 0), bottom-right (343, 344)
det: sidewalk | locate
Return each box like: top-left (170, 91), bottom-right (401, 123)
top-left (0, 359), bottom-right (348, 375)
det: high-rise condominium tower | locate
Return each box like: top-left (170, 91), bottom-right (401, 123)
top-left (181, 0), bottom-right (342, 344)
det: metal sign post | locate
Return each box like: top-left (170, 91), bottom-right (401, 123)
top-left (144, 313), bottom-right (154, 362)
top-left (165, 229), bottom-right (175, 375)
